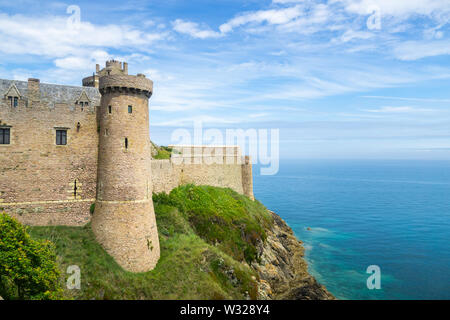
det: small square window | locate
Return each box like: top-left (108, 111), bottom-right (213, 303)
top-left (0, 128), bottom-right (10, 144)
top-left (128, 105), bottom-right (132, 113)
top-left (56, 130), bottom-right (67, 145)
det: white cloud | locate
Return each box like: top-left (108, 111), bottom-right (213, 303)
top-left (0, 11), bottom-right (167, 82)
top-left (336, 29), bottom-right (374, 43)
top-left (362, 96), bottom-right (450, 103)
top-left (0, 13), bottom-right (165, 58)
top-left (364, 106), bottom-right (434, 113)
top-left (172, 19), bottom-right (222, 39)
top-left (394, 40), bottom-right (450, 60)
top-left (219, 5), bottom-right (303, 33)
top-left (54, 50), bottom-right (111, 71)
top-left (340, 0), bottom-right (450, 18)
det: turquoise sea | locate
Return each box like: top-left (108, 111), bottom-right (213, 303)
top-left (253, 160), bottom-right (450, 300)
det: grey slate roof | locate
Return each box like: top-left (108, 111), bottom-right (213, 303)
top-left (0, 79), bottom-right (101, 105)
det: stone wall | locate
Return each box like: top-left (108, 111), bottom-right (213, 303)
top-left (0, 80), bottom-right (100, 226)
top-left (151, 146), bottom-right (254, 199)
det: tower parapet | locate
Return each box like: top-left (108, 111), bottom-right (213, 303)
top-left (91, 60), bottom-right (160, 272)
top-left (99, 73), bottom-right (152, 97)
top-left (82, 60), bottom-right (130, 88)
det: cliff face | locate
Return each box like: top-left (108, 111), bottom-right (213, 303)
top-left (253, 211), bottom-right (334, 300)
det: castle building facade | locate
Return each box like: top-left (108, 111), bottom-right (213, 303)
top-left (0, 61), bottom-right (254, 272)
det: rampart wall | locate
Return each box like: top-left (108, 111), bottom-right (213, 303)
top-left (151, 146), bottom-right (254, 199)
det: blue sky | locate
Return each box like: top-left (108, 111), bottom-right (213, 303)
top-left (1, 0), bottom-right (450, 159)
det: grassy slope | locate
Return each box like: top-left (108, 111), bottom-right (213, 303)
top-left (28, 185), bottom-right (273, 300)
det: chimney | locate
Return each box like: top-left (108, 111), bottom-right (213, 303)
top-left (27, 78), bottom-right (40, 103)
top-left (123, 62), bottom-right (128, 74)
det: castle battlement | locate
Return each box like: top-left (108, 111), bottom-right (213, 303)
top-left (99, 74), bottom-right (153, 97)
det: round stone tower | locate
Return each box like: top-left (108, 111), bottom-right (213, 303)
top-left (91, 61), bottom-right (160, 272)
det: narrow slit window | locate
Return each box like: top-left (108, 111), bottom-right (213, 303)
top-left (125, 137), bottom-right (128, 149)
top-left (128, 105), bottom-right (132, 113)
top-left (73, 180), bottom-right (77, 198)
top-left (108, 106), bottom-right (112, 114)
top-left (13, 97), bottom-right (18, 108)
top-left (56, 129), bottom-right (67, 145)
top-left (0, 128), bottom-right (10, 145)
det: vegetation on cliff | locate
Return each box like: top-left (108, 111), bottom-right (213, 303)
top-left (27, 185), bottom-right (273, 300)
top-left (151, 142), bottom-right (173, 160)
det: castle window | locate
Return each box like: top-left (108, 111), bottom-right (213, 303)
top-left (56, 129), bottom-right (67, 145)
top-left (73, 180), bottom-right (78, 198)
top-left (13, 97), bottom-right (18, 107)
top-left (108, 106), bottom-right (112, 114)
top-left (128, 105), bottom-right (132, 113)
top-left (0, 128), bottom-right (10, 145)
top-left (125, 137), bottom-right (128, 149)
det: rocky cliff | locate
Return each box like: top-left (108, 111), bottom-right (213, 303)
top-left (253, 211), bottom-right (334, 300)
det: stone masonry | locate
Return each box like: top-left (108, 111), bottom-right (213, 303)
top-left (0, 60), bottom-right (255, 272)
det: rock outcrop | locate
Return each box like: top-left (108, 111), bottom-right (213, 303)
top-left (253, 211), bottom-right (334, 300)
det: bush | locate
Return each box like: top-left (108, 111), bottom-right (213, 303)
top-left (0, 213), bottom-right (63, 300)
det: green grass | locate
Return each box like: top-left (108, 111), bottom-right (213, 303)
top-left (28, 185), bottom-right (272, 300)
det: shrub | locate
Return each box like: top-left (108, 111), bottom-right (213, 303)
top-left (0, 213), bottom-right (63, 300)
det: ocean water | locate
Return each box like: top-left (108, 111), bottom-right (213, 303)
top-left (253, 160), bottom-right (450, 300)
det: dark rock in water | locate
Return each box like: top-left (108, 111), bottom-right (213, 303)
top-left (307, 227), bottom-right (311, 231)
top-left (252, 211), bottom-right (335, 300)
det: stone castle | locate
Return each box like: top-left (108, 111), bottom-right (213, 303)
top-left (0, 61), bottom-right (254, 272)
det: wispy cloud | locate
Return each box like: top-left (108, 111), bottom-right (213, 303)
top-left (393, 40), bottom-right (450, 61)
top-left (364, 106), bottom-right (434, 113)
top-left (219, 5), bottom-right (303, 33)
top-left (172, 19), bottom-right (222, 39)
top-left (362, 96), bottom-right (450, 103)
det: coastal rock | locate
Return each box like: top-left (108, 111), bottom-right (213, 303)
top-left (253, 211), bottom-right (334, 300)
